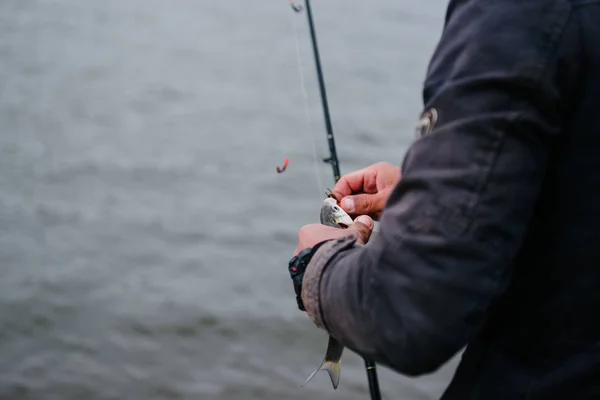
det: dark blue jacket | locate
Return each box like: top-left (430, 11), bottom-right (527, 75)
top-left (300, 0), bottom-right (600, 398)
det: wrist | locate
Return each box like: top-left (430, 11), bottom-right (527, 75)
top-left (288, 240), bottom-right (332, 311)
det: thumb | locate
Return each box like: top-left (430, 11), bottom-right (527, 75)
top-left (349, 215), bottom-right (374, 244)
top-left (341, 192), bottom-right (388, 216)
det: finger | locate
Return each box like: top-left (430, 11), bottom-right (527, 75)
top-left (349, 215), bottom-right (374, 244)
top-left (331, 169), bottom-right (366, 199)
top-left (340, 190), bottom-right (389, 216)
top-left (332, 167), bottom-right (378, 199)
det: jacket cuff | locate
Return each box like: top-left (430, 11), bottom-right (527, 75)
top-left (301, 235), bottom-right (358, 329)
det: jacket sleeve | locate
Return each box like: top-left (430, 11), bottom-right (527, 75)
top-left (300, 0), bottom-right (576, 376)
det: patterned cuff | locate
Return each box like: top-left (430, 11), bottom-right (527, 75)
top-left (301, 235), bottom-right (358, 329)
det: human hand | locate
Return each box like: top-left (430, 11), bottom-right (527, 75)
top-left (293, 215), bottom-right (374, 256)
top-left (331, 162), bottom-right (401, 219)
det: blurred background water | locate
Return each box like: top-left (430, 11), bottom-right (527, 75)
top-left (0, 0), bottom-right (461, 399)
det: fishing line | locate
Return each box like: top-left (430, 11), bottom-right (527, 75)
top-left (286, 2), bottom-right (383, 399)
top-left (289, 6), bottom-right (325, 201)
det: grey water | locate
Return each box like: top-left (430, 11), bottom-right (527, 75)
top-left (0, 0), bottom-right (461, 399)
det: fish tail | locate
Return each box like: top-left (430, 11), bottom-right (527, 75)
top-left (301, 359), bottom-right (341, 390)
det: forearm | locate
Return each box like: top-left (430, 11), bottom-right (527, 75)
top-left (302, 122), bottom-right (551, 375)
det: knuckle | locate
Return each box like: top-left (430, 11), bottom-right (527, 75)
top-left (355, 227), bottom-right (370, 242)
top-left (354, 222), bottom-right (368, 234)
top-left (358, 196), bottom-right (372, 211)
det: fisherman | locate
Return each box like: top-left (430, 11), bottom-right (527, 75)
top-left (288, 0), bottom-right (600, 398)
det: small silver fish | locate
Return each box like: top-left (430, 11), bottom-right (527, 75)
top-left (302, 335), bottom-right (345, 389)
top-left (302, 197), bottom-right (354, 390)
top-left (319, 197), bottom-right (353, 229)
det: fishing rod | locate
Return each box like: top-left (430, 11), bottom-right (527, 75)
top-left (291, 1), bottom-right (382, 399)
top-left (302, 0), bottom-right (341, 183)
